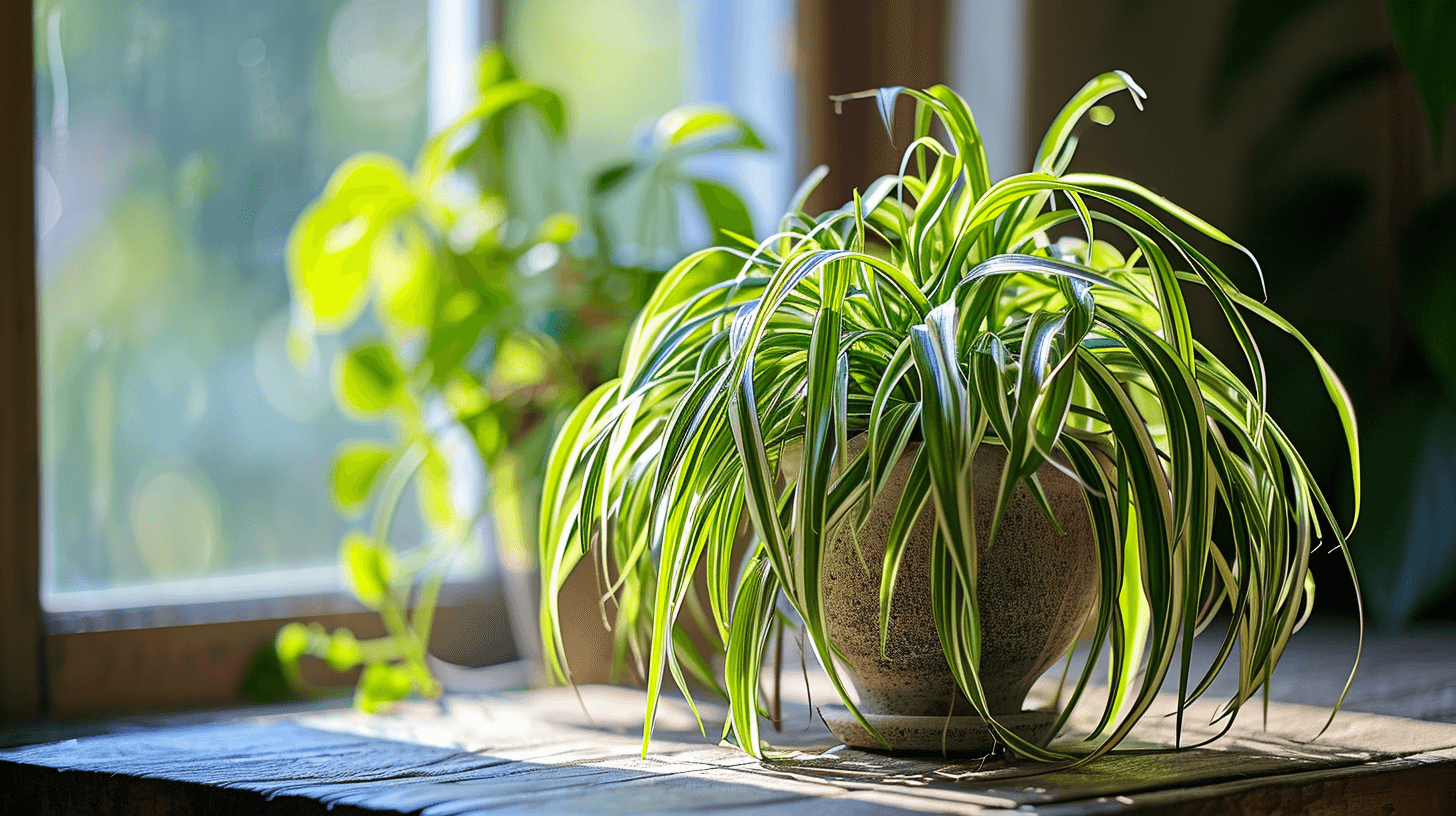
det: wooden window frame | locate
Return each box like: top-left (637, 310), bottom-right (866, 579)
top-left (1, 1), bottom-right (41, 722)
top-left (795, 0), bottom-right (948, 214)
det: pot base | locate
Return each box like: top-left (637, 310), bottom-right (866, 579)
top-left (819, 705), bottom-right (1057, 754)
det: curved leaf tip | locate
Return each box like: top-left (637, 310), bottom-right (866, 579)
top-left (1114, 70), bottom-right (1148, 109)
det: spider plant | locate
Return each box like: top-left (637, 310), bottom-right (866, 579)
top-left (539, 72), bottom-right (1362, 763)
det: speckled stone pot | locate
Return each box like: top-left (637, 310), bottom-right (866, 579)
top-left (815, 441), bottom-right (1098, 751)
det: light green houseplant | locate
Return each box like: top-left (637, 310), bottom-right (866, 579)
top-left (271, 48), bottom-right (765, 710)
top-left (539, 73), bottom-right (1362, 762)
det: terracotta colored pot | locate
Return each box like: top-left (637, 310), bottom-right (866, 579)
top-left (811, 441), bottom-right (1099, 752)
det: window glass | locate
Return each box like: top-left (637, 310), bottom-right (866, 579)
top-left (36, 0), bottom-right (435, 597)
top-left (35, 0), bottom-right (794, 607)
top-left (504, 0), bottom-right (687, 265)
top-left (507, 0), bottom-right (683, 176)
top-left (504, 0), bottom-right (797, 259)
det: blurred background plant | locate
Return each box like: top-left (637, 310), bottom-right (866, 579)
top-left (1210, 0), bottom-right (1456, 629)
top-left (268, 47), bottom-right (766, 710)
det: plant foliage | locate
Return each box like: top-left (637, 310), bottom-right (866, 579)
top-left (1211, 0), bottom-right (1456, 628)
top-left (539, 73), bottom-right (1362, 762)
top-left (273, 48), bottom-right (765, 711)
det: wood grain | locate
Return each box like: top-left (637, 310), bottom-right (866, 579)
top-left (5, 681), bottom-right (1456, 815)
top-left (1039, 751), bottom-right (1456, 815)
top-left (0, 0), bottom-right (43, 722)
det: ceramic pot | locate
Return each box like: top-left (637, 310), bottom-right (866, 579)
top-left (815, 442), bottom-right (1099, 753)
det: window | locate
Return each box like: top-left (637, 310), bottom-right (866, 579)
top-left (12, 0), bottom-right (798, 718)
top-left (29, 0), bottom-right (512, 715)
top-left (504, 0), bottom-right (797, 239)
top-left (38, 0), bottom-right (441, 615)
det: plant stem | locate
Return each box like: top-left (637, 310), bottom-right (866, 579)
top-left (827, 89), bottom-right (879, 114)
top-left (367, 441), bottom-right (442, 696)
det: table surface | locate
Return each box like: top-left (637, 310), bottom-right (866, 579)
top-left (3, 622), bottom-right (1455, 815)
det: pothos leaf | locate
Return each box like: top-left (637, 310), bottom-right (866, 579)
top-left (341, 532), bottom-right (393, 610)
top-left (334, 342), bottom-right (405, 418)
top-left (331, 443), bottom-right (395, 515)
top-left (691, 178), bottom-right (755, 243)
top-left (355, 662), bottom-right (414, 713)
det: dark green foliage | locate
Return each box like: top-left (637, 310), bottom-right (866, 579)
top-left (1213, 0), bottom-right (1456, 629)
top-left (1388, 0), bottom-right (1456, 145)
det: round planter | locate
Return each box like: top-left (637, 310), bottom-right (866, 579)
top-left (816, 441), bottom-right (1099, 754)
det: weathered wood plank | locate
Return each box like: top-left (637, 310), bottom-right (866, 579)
top-left (1156, 621), bottom-right (1456, 724)
top-left (5, 683), bottom-right (1456, 815)
top-left (1032, 749), bottom-right (1456, 815)
top-left (1, 763), bottom-right (386, 816)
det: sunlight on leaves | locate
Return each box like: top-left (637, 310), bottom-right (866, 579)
top-left (341, 531), bottom-right (393, 610)
top-left (334, 342), bottom-right (405, 417)
top-left (541, 73), bottom-right (1361, 765)
top-left (331, 443), bottom-right (395, 516)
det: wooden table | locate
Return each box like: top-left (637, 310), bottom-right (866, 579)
top-left (3, 622), bottom-right (1455, 815)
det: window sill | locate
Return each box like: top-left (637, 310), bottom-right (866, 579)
top-left (42, 579), bottom-right (516, 719)
top-left (4, 625), bottom-right (1456, 815)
